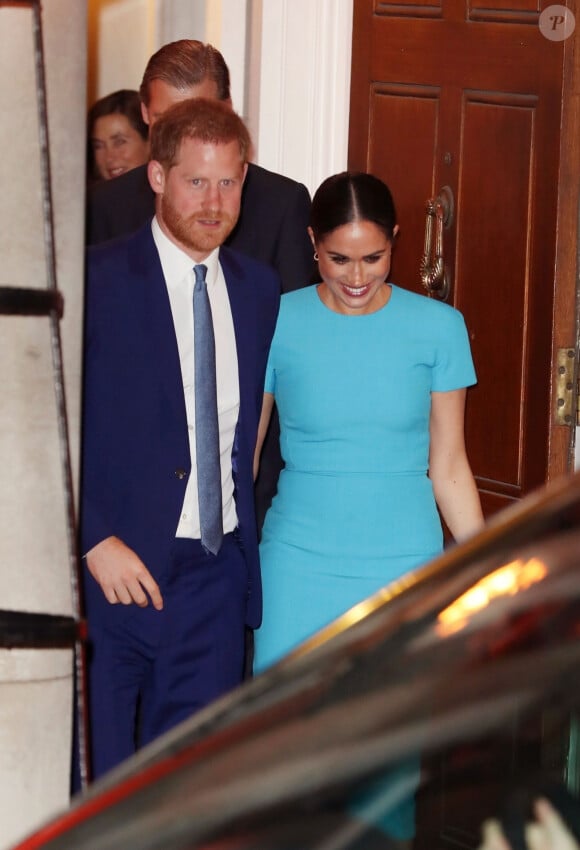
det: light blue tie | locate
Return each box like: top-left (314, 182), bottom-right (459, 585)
top-left (193, 264), bottom-right (223, 555)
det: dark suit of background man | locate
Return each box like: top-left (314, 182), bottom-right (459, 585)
top-left (87, 40), bottom-right (314, 531)
top-left (81, 96), bottom-right (280, 779)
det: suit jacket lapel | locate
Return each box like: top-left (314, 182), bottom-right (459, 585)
top-left (220, 247), bottom-right (255, 422)
top-left (128, 225), bottom-right (187, 426)
top-left (123, 234), bottom-right (256, 455)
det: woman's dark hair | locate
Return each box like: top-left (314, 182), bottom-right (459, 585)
top-left (309, 172), bottom-right (397, 242)
top-left (87, 90), bottom-right (148, 182)
top-left (88, 89), bottom-right (148, 140)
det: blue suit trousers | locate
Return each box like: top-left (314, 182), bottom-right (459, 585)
top-left (86, 533), bottom-right (247, 780)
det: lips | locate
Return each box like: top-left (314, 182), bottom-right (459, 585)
top-left (342, 283), bottom-right (371, 297)
top-left (196, 218), bottom-right (223, 227)
top-left (194, 211), bottom-right (224, 227)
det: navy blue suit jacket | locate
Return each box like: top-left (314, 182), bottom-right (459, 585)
top-left (87, 163), bottom-right (315, 528)
top-left (81, 223), bottom-right (280, 629)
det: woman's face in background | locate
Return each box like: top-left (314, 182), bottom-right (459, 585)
top-left (91, 112), bottom-right (149, 180)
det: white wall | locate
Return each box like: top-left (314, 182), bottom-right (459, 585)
top-left (204, 0), bottom-right (249, 116)
top-left (94, 0), bottom-right (156, 96)
top-left (92, 0), bottom-right (249, 115)
top-left (0, 1), bottom-right (86, 844)
top-left (154, 0), bottom-right (249, 115)
top-left (155, 0), bottom-right (206, 46)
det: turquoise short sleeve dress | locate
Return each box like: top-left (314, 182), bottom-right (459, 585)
top-left (255, 283), bottom-right (476, 674)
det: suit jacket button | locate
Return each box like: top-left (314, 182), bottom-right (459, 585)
top-left (174, 468), bottom-right (187, 480)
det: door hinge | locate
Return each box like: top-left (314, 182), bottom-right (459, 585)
top-left (555, 348), bottom-right (578, 426)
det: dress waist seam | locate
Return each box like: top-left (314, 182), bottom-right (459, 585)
top-left (282, 468), bottom-right (428, 477)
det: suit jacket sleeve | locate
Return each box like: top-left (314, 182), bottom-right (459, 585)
top-left (86, 165), bottom-right (155, 246)
top-left (272, 180), bottom-right (316, 294)
top-left (81, 247), bottom-right (119, 552)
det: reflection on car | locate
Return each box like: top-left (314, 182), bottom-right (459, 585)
top-left (11, 471), bottom-right (580, 850)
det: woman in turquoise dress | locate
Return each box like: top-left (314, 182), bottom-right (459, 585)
top-left (253, 172), bottom-right (484, 845)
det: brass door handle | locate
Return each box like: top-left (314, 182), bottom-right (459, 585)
top-left (420, 185), bottom-right (454, 300)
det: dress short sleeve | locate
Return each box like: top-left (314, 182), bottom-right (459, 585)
top-left (431, 306), bottom-right (476, 392)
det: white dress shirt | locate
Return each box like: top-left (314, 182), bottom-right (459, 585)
top-left (152, 217), bottom-right (240, 539)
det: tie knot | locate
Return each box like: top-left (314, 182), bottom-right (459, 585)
top-left (194, 264), bottom-right (208, 288)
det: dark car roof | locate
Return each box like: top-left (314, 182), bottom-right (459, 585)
top-left (13, 472), bottom-right (580, 850)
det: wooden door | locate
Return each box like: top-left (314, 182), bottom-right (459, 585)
top-left (348, 0), bottom-right (579, 517)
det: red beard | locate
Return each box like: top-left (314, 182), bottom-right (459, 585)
top-left (160, 198), bottom-right (238, 255)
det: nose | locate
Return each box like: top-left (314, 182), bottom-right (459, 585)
top-left (349, 261), bottom-right (364, 284)
top-left (204, 182), bottom-right (221, 209)
top-left (105, 146), bottom-right (119, 167)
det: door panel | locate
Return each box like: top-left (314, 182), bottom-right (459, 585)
top-left (458, 94), bottom-right (535, 491)
top-left (349, 0), bottom-right (565, 515)
top-left (469, 3), bottom-right (540, 20)
top-left (368, 86), bottom-right (441, 295)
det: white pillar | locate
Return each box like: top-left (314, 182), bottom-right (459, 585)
top-left (0, 1), bottom-right (86, 845)
top-left (247, 0), bottom-right (353, 195)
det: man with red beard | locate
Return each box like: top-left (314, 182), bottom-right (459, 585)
top-left (81, 98), bottom-right (280, 779)
top-left (87, 40), bottom-right (314, 535)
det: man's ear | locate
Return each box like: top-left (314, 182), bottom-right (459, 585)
top-left (241, 162), bottom-right (248, 184)
top-left (147, 160), bottom-right (165, 195)
top-left (141, 100), bottom-right (151, 127)
top-left (307, 226), bottom-right (316, 251)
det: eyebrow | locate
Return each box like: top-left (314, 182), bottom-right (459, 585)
top-left (91, 131), bottom-right (129, 142)
top-left (327, 248), bottom-right (387, 259)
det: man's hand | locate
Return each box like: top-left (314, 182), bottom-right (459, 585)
top-left (86, 536), bottom-right (163, 610)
